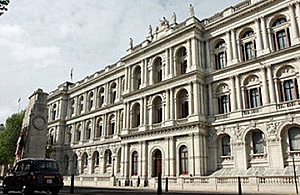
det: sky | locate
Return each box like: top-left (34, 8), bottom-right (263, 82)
top-left (0, 0), bottom-right (242, 124)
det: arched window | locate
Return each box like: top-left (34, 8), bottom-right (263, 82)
top-left (132, 103), bottom-right (140, 128)
top-left (177, 89), bottom-right (189, 119)
top-left (70, 99), bottom-right (75, 116)
top-left (105, 150), bottom-right (112, 165)
top-left (85, 121), bottom-right (92, 140)
top-left (216, 84), bottom-right (231, 114)
top-left (252, 131), bottom-right (264, 154)
top-left (120, 112), bottom-right (124, 130)
top-left (110, 82), bottom-right (117, 104)
top-left (133, 66), bottom-right (142, 90)
top-left (221, 135), bottom-right (231, 156)
top-left (49, 129), bottom-right (55, 145)
top-left (95, 118), bottom-right (103, 138)
top-left (98, 87), bottom-right (105, 108)
top-left (240, 30), bottom-right (256, 61)
top-left (82, 152), bottom-right (88, 168)
top-left (78, 95), bottom-right (84, 113)
top-left (244, 75), bottom-right (262, 109)
top-left (153, 57), bottom-right (163, 84)
top-left (153, 150), bottom-right (162, 177)
top-left (179, 145), bottom-right (188, 175)
top-left (87, 92), bottom-right (94, 111)
top-left (276, 66), bottom-right (299, 103)
top-left (153, 97), bottom-right (163, 124)
top-left (131, 151), bottom-right (138, 176)
top-left (289, 127), bottom-right (300, 151)
top-left (214, 40), bottom-right (226, 70)
top-left (108, 115), bottom-right (115, 136)
top-left (93, 151), bottom-right (99, 167)
top-left (272, 18), bottom-right (291, 51)
top-left (51, 104), bottom-right (57, 120)
top-left (176, 47), bottom-right (188, 75)
top-left (75, 124), bottom-right (81, 142)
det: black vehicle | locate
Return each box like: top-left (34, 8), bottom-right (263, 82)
top-left (2, 158), bottom-right (64, 195)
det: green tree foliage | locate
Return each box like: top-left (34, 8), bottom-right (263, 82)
top-left (0, 0), bottom-right (10, 16)
top-left (0, 111), bottom-right (25, 164)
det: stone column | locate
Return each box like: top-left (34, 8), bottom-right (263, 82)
top-left (200, 84), bottom-right (205, 115)
top-left (205, 40), bottom-right (211, 70)
top-left (143, 97), bottom-right (148, 128)
top-left (191, 37), bottom-right (198, 71)
top-left (193, 81), bottom-right (200, 115)
top-left (226, 31), bottom-right (232, 63)
top-left (148, 103), bottom-right (153, 129)
top-left (190, 133), bottom-right (195, 176)
top-left (126, 103), bottom-right (130, 130)
top-left (260, 16), bottom-right (270, 53)
top-left (255, 18), bottom-right (263, 55)
top-left (139, 142), bottom-right (143, 176)
top-left (169, 136), bottom-right (176, 176)
top-left (296, 2), bottom-right (300, 35)
top-left (189, 82), bottom-right (194, 115)
top-left (144, 59), bottom-right (149, 86)
top-left (230, 76), bottom-right (237, 111)
top-left (165, 49), bottom-right (170, 79)
top-left (124, 144), bottom-right (129, 181)
top-left (193, 133), bottom-right (201, 176)
top-left (165, 90), bottom-right (170, 121)
top-left (169, 48), bottom-right (174, 78)
top-left (289, 4), bottom-right (299, 45)
top-left (125, 68), bottom-right (129, 91)
top-left (267, 65), bottom-right (276, 103)
top-left (142, 141), bottom-right (148, 179)
top-left (231, 29), bottom-right (238, 63)
top-left (208, 83), bottom-right (213, 116)
top-left (261, 66), bottom-right (270, 105)
top-left (235, 75), bottom-right (242, 110)
top-left (170, 89), bottom-right (175, 120)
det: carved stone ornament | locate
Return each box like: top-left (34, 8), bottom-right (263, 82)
top-left (266, 118), bottom-right (278, 136)
top-left (32, 115), bottom-right (46, 130)
top-left (233, 123), bottom-right (243, 141)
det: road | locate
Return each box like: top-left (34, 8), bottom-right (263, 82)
top-left (0, 186), bottom-right (290, 195)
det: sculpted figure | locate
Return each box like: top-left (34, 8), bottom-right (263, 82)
top-left (189, 4), bottom-right (195, 17)
top-left (172, 12), bottom-right (177, 24)
top-left (129, 38), bottom-right (133, 49)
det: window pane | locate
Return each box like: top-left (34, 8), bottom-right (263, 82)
top-left (289, 127), bottom-right (300, 151)
top-left (222, 136), bottom-right (231, 156)
top-left (253, 132), bottom-right (264, 154)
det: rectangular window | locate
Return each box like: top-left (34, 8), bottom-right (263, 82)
top-left (219, 95), bottom-right (229, 114)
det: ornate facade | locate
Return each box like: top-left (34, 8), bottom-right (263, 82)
top-left (45, 0), bottom-right (300, 188)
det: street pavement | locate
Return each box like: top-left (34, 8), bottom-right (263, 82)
top-left (0, 185), bottom-right (294, 195)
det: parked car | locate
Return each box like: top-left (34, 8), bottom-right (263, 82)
top-left (2, 158), bottom-right (63, 195)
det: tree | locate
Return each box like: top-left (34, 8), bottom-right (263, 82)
top-left (0, 111), bottom-right (25, 165)
top-left (0, 0), bottom-right (10, 16)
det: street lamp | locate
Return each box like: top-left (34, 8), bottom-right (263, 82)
top-left (292, 155), bottom-right (298, 194)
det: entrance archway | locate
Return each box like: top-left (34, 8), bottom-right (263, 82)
top-left (153, 149), bottom-right (162, 177)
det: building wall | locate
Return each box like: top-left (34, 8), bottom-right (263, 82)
top-left (46, 0), bottom-right (300, 186)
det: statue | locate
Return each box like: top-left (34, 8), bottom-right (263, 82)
top-left (160, 17), bottom-right (169, 27)
top-left (129, 38), bottom-right (133, 49)
top-left (172, 12), bottom-right (177, 24)
top-left (189, 4), bottom-right (195, 17)
top-left (148, 24), bottom-right (152, 36)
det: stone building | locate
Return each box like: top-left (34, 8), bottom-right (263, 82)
top-left (44, 0), bottom-right (300, 190)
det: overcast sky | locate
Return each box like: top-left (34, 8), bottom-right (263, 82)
top-left (0, 0), bottom-right (242, 124)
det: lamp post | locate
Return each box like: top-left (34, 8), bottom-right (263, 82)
top-left (292, 155), bottom-right (298, 194)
